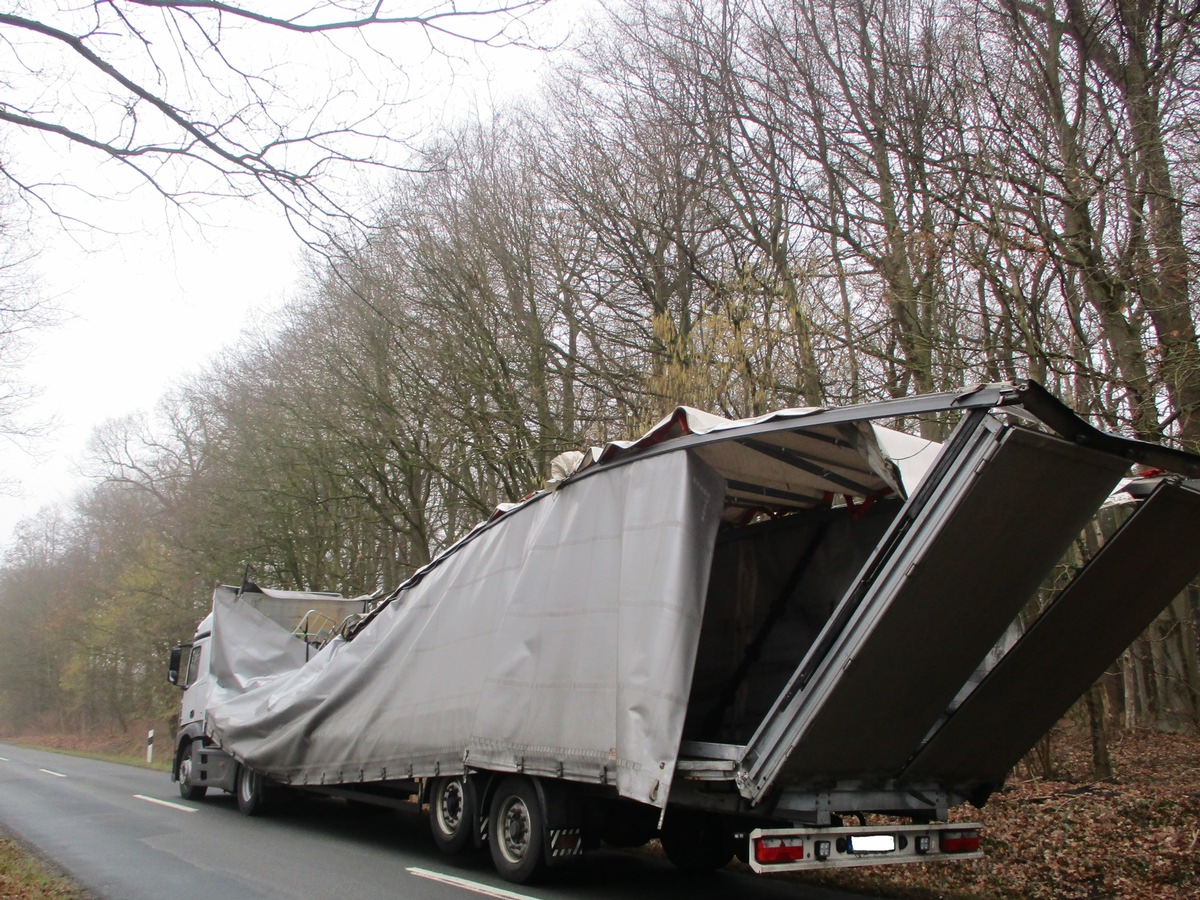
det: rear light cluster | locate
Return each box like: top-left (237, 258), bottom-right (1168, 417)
top-left (754, 836), bottom-right (805, 864)
top-left (940, 829), bottom-right (981, 854)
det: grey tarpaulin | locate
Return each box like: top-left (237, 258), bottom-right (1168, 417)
top-left (208, 585), bottom-right (308, 692)
top-left (205, 450), bottom-right (727, 807)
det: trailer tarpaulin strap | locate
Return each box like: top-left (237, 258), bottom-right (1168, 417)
top-left (204, 450), bottom-right (726, 808)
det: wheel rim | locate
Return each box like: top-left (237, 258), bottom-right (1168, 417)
top-left (497, 795), bottom-right (531, 864)
top-left (436, 780), bottom-right (465, 834)
top-left (239, 769), bottom-right (255, 804)
top-left (179, 756), bottom-right (192, 788)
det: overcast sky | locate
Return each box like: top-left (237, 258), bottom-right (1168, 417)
top-left (0, 199), bottom-right (297, 544)
top-left (0, 4), bottom-right (579, 549)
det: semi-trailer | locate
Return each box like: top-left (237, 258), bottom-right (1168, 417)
top-left (169, 381), bottom-right (1200, 884)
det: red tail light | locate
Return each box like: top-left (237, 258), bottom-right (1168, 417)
top-left (754, 836), bottom-right (805, 864)
top-left (940, 830), bottom-right (981, 854)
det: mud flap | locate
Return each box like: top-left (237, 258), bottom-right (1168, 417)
top-left (533, 779), bottom-right (586, 866)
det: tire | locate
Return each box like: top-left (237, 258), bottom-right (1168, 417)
top-left (488, 777), bottom-right (546, 884)
top-left (177, 744), bottom-right (207, 801)
top-left (429, 776), bottom-right (476, 855)
top-left (236, 764), bottom-right (267, 817)
top-left (660, 810), bottom-right (734, 873)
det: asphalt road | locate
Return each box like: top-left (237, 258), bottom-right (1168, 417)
top-left (0, 742), bottom-right (870, 900)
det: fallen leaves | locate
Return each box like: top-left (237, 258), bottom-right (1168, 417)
top-left (789, 727), bottom-right (1200, 898)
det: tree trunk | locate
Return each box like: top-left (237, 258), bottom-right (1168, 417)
top-left (1085, 681), bottom-right (1112, 778)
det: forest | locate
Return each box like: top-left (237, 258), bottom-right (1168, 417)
top-left (1, 0), bottom-right (1198, 781)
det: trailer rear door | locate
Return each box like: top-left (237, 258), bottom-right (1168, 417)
top-left (903, 479), bottom-right (1200, 788)
top-left (736, 419), bottom-right (1129, 802)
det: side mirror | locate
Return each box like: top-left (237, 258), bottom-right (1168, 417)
top-left (168, 645), bottom-right (183, 686)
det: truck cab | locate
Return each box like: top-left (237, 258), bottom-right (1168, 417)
top-left (168, 612), bottom-right (235, 800)
top-left (168, 583), bottom-right (375, 802)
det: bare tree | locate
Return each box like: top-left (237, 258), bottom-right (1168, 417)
top-left (0, 180), bottom-right (54, 468)
top-left (964, 0), bottom-right (1200, 447)
top-left (570, 0), bottom-right (832, 411)
top-left (0, 1), bottom-right (549, 236)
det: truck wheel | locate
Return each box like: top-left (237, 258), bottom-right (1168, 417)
top-left (488, 777), bottom-right (546, 884)
top-left (236, 764), bottom-right (267, 816)
top-left (661, 810), bottom-right (734, 873)
top-left (177, 744), bottom-right (208, 801)
top-left (430, 776), bottom-right (476, 854)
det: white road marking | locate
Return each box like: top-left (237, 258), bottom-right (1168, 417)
top-left (407, 867), bottom-right (542, 900)
top-left (0, 756), bottom-right (9, 761)
top-left (38, 768), bottom-right (66, 778)
top-left (133, 794), bottom-right (198, 813)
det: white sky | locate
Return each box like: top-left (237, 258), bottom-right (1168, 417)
top-left (0, 198), bottom-right (297, 541)
top-left (0, 3), bottom-right (587, 549)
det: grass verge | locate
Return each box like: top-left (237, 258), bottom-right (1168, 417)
top-left (0, 832), bottom-right (90, 900)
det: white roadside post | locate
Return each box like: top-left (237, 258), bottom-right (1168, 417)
top-left (147, 729), bottom-right (155, 765)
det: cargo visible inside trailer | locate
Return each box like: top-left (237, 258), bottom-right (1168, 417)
top-left (683, 498), bottom-right (903, 745)
top-left (667, 414), bottom-right (930, 753)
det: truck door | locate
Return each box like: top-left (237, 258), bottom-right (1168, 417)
top-left (179, 636), bottom-right (210, 729)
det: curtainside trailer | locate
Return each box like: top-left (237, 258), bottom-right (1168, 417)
top-left (168, 381), bottom-right (1200, 884)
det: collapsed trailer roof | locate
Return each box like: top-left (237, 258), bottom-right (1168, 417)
top-left (563, 403), bottom-right (934, 511)
top-left (203, 381), bottom-right (1200, 813)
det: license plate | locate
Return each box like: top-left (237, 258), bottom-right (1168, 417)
top-left (847, 834), bottom-right (896, 853)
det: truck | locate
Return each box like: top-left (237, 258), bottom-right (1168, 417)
top-left (168, 380), bottom-right (1200, 884)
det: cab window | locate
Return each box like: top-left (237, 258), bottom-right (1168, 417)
top-left (184, 642), bottom-right (204, 688)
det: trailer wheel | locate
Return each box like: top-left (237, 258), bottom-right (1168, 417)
top-left (235, 764), bottom-right (266, 817)
top-left (429, 776), bottom-right (477, 854)
top-left (661, 810), bottom-right (734, 873)
top-left (488, 777), bottom-right (546, 884)
top-left (177, 743), bottom-right (207, 801)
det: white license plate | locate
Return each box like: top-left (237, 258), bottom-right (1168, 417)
top-left (847, 834), bottom-right (896, 853)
